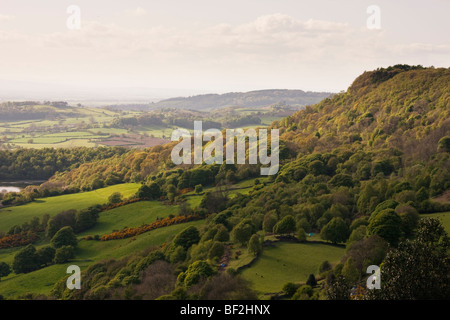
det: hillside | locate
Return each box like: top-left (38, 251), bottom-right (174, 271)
top-left (44, 66), bottom-right (449, 192)
top-left (149, 89), bottom-right (332, 110)
top-left (275, 65), bottom-right (449, 160)
top-left (1, 65), bottom-right (449, 300)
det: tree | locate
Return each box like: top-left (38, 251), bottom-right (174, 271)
top-left (208, 241), bottom-right (225, 260)
top-left (200, 190), bottom-right (229, 214)
top-left (367, 209), bottom-right (402, 246)
top-left (29, 216), bottom-right (40, 232)
top-left (367, 218), bottom-right (450, 299)
top-left (136, 184), bottom-right (152, 199)
top-left (108, 192), bottom-right (123, 205)
top-left (344, 235), bottom-right (388, 273)
top-left (297, 227), bottom-right (307, 242)
top-left (248, 234), bottom-right (262, 256)
top-left (396, 204), bottom-right (420, 238)
top-left (169, 246), bottom-right (186, 264)
top-left (54, 245), bottom-right (75, 264)
top-left (36, 246), bottom-right (56, 267)
top-left (320, 217), bottom-right (349, 244)
top-left (178, 201), bottom-right (192, 216)
top-left (12, 244), bottom-right (39, 274)
top-left (292, 285), bottom-right (313, 300)
top-left (326, 275), bottom-right (351, 300)
top-left (137, 182), bottom-right (162, 200)
top-left (341, 257), bottom-right (359, 284)
top-left (230, 219), bottom-right (255, 246)
top-left (213, 225), bottom-right (230, 242)
top-left (148, 182), bottom-right (162, 200)
top-left (306, 274), bottom-right (317, 287)
top-left (262, 211), bottom-right (277, 233)
top-left (437, 136), bottom-right (450, 152)
top-left (329, 174), bottom-right (354, 188)
top-left (51, 226), bottom-right (78, 249)
top-left (195, 184), bottom-right (203, 194)
top-left (347, 225), bottom-right (367, 246)
top-left (74, 208), bottom-right (99, 233)
top-left (173, 226), bottom-right (200, 250)
top-left (318, 260), bottom-right (331, 274)
top-left (177, 260), bottom-right (215, 287)
top-left (273, 215), bottom-right (296, 235)
top-left (296, 218), bottom-right (311, 233)
top-left (282, 282), bottom-right (299, 297)
top-left (198, 273), bottom-right (257, 300)
top-left (46, 210), bottom-right (77, 238)
top-left (0, 262), bottom-right (11, 281)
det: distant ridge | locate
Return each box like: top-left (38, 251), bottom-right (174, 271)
top-left (150, 89), bottom-right (332, 110)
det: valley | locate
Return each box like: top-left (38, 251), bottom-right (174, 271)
top-left (0, 66), bottom-right (449, 301)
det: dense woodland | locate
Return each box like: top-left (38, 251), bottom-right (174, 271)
top-left (0, 65), bottom-right (449, 300)
top-left (0, 147), bottom-right (128, 181)
top-left (141, 89), bottom-right (331, 110)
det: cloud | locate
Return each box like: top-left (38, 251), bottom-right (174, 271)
top-left (127, 7), bottom-right (148, 17)
top-left (0, 14), bottom-right (14, 21)
top-left (0, 13), bottom-right (448, 92)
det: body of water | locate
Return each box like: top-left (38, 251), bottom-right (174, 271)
top-left (0, 180), bottom-right (45, 194)
top-left (0, 186), bottom-right (22, 193)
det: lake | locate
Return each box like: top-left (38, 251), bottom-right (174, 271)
top-left (0, 186), bottom-right (22, 193)
top-left (0, 180), bottom-right (45, 194)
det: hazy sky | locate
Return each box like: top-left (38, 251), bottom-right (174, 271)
top-left (0, 0), bottom-right (449, 101)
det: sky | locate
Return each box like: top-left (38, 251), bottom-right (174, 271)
top-left (0, 0), bottom-right (449, 102)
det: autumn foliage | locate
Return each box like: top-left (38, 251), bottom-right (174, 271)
top-left (0, 232), bottom-right (40, 249)
top-left (101, 197), bottom-right (143, 211)
top-left (100, 214), bottom-right (201, 241)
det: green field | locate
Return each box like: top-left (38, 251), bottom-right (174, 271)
top-left (240, 242), bottom-right (344, 294)
top-left (0, 220), bottom-right (204, 298)
top-left (77, 201), bottom-right (180, 237)
top-left (0, 180), bottom-right (205, 298)
top-left (421, 212), bottom-right (450, 232)
top-left (0, 183), bottom-right (141, 233)
top-left (0, 103), bottom-right (290, 149)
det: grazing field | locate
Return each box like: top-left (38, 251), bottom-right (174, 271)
top-left (421, 212), bottom-right (450, 232)
top-left (77, 200), bottom-right (180, 237)
top-left (240, 241), bottom-right (344, 294)
top-left (0, 183), bottom-right (141, 233)
top-left (0, 220), bottom-right (205, 298)
top-left (0, 102), bottom-right (291, 150)
top-left (0, 182), bottom-right (204, 299)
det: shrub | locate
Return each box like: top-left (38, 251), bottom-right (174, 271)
top-left (208, 242), bottom-right (225, 260)
top-left (54, 246), bottom-right (75, 264)
top-left (282, 282), bottom-right (299, 297)
top-left (320, 217), bottom-right (349, 244)
top-left (273, 215), bottom-right (296, 235)
top-left (247, 234), bottom-right (262, 256)
top-left (173, 226), bottom-right (200, 250)
top-left (292, 285), bottom-right (313, 300)
top-left (12, 244), bottom-right (39, 274)
top-left (108, 192), bottom-right (123, 205)
top-left (36, 246), bottom-right (56, 267)
top-left (0, 262), bottom-right (11, 280)
top-left (51, 226), bottom-right (78, 248)
top-left (306, 274), bottom-right (317, 287)
top-left (319, 260), bottom-right (331, 274)
top-left (178, 260), bottom-right (216, 287)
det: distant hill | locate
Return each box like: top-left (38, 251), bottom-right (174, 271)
top-left (149, 89), bottom-right (332, 110)
top-left (47, 65), bottom-right (449, 190)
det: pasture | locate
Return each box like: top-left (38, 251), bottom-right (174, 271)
top-left (0, 183), bottom-right (141, 233)
top-left (240, 241), bottom-right (344, 294)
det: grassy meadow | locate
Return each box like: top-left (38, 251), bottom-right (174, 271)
top-left (0, 180), bottom-right (206, 298)
top-left (0, 183), bottom-right (141, 234)
top-left (240, 242), bottom-right (344, 294)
